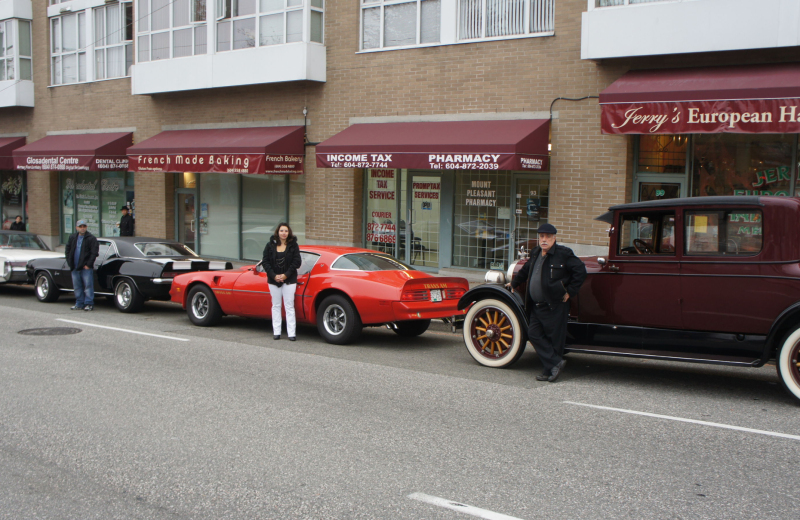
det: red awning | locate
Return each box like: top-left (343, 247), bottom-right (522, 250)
top-left (316, 120), bottom-right (550, 171)
top-left (0, 137), bottom-right (26, 170)
top-left (600, 64), bottom-right (800, 134)
top-left (13, 133), bottom-right (132, 171)
top-left (127, 126), bottom-right (305, 174)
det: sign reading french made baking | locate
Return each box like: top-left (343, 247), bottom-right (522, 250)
top-left (317, 152), bottom-right (549, 171)
top-left (128, 153), bottom-right (304, 174)
top-left (602, 99), bottom-right (800, 134)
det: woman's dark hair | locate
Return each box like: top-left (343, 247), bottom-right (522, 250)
top-left (273, 222), bottom-right (295, 243)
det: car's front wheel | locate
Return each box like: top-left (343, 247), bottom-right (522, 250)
top-left (35, 272), bottom-right (60, 303)
top-left (777, 326), bottom-right (800, 404)
top-left (317, 294), bottom-right (362, 345)
top-left (463, 298), bottom-right (525, 368)
top-left (187, 285), bottom-right (222, 327)
top-left (114, 279), bottom-right (145, 313)
top-left (392, 319), bottom-right (431, 337)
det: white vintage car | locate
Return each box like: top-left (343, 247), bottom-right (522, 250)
top-left (0, 231), bottom-right (64, 284)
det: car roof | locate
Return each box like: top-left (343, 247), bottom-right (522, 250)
top-left (608, 196), bottom-right (766, 211)
top-left (96, 237), bottom-right (191, 257)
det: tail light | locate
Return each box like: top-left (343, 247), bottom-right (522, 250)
top-left (401, 289), bottom-right (429, 301)
top-left (161, 271), bottom-right (178, 278)
top-left (445, 288), bottom-right (466, 300)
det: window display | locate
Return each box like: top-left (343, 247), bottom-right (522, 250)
top-left (365, 169), bottom-right (398, 257)
top-left (453, 171), bottom-right (512, 270)
top-left (61, 171), bottom-right (134, 242)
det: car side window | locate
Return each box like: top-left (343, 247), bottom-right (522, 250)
top-left (685, 210), bottom-right (762, 256)
top-left (298, 253), bottom-right (320, 276)
top-left (618, 213), bottom-right (676, 255)
top-left (96, 242), bottom-right (113, 262)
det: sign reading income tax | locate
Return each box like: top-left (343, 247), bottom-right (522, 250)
top-left (318, 153), bottom-right (548, 171)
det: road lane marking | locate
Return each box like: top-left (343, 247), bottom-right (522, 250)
top-left (565, 401), bottom-right (800, 441)
top-left (56, 319), bottom-right (190, 342)
top-left (408, 493), bottom-right (525, 520)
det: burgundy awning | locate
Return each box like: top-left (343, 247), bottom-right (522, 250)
top-left (0, 137), bottom-right (26, 170)
top-left (127, 126), bottom-right (305, 174)
top-left (13, 133), bottom-right (132, 171)
top-left (316, 120), bottom-right (550, 171)
top-left (600, 64), bottom-right (800, 134)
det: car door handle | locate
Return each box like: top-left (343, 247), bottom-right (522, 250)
top-left (297, 281), bottom-right (305, 286)
top-left (609, 265), bottom-right (620, 272)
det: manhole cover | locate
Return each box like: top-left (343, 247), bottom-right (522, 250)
top-left (18, 327), bottom-right (82, 336)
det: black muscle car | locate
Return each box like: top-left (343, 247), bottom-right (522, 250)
top-left (28, 237), bottom-right (232, 313)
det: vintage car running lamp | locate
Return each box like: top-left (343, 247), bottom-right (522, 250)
top-left (457, 196), bottom-right (800, 404)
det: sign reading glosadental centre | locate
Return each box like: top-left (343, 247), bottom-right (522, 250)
top-left (602, 99), bottom-right (800, 134)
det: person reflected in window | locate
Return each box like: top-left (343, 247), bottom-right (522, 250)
top-left (10, 216), bottom-right (25, 231)
top-left (262, 223), bottom-right (302, 341)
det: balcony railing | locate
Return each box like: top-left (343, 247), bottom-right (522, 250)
top-left (595, 0), bottom-right (670, 7)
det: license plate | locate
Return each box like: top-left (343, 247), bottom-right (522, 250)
top-left (430, 289), bottom-right (442, 302)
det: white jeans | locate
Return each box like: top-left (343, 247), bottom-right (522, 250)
top-left (269, 283), bottom-right (297, 337)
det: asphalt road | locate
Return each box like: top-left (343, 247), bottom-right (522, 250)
top-left (1, 284), bottom-right (798, 520)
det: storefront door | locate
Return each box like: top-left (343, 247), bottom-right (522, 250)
top-left (633, 174), bottom-right (685, 202)
top-left (510, 174), bottom-right (550, 264)
top-left (407, 174), bottom-right (442, 269)
top-left (176, 190), bottom-right (197, 253)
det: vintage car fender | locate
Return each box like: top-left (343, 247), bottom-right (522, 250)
top-left (763, 300), bottom-right (800, 365)
top-left (457, 284), bottom-right (528, 328)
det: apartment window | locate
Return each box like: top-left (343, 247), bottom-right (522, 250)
top-left (361, 0), bottom-right (440, 50)
top-left (0, 19), bottom-right (32, 81)
top-left (51, 12), bottom-right (87, 85)
top-left (95, 3), bottom-right (134, 79)
top-left (138, 0), bottom-right (207, 62)
top-left (216, 0), bottom-right (320, 52)
top-left (459, 0), bottom-right (553, 40)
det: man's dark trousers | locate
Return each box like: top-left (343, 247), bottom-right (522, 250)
top-left (527, 302), bottom-right (569, 372)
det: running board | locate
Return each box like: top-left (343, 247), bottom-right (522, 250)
top-left (565, 346), bottom-right (760, 367)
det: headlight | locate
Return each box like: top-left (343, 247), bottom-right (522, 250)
top-left (484, 270), bottom-right (506, 284)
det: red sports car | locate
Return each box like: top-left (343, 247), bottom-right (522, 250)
top-left (169, 246), bottom-right (469, 344)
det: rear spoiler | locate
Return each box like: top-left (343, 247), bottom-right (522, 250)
top-left (164, 260), bottom-right (233, 272)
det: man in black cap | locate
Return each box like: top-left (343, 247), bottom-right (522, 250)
top-left (119, 206), bottom-right (134, 237)
top-left (509, 223), bottom-right (587, 382)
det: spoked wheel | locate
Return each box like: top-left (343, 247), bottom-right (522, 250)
top-left (777, 326), bottom-right (800, 404)
top-left (187, 285), bottom-right (223, 327)
top-left (35, 272), bottom-right (60, 302)
top-left (317, 294), bottom-right (362, 345)
top-left (463, 299), bottom-right (525, 368)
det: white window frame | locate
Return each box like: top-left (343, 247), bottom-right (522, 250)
top-left (215, 0), bottom-right (319, 53)
top-left (137, 0), bottom-right (208, 62)
top-left (94, 2), bottom-right (134, 79)
top-left (457, 0), bottom-right (553, 41)
top-left (50, 11), bottom-right (88, 85)
top-left (360, 0), bottom-right (439, 51)
top-left (0, 19), bottom-right (33, 82)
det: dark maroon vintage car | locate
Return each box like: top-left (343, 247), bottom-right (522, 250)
top-left (457, 196), bottom-right (800, 403)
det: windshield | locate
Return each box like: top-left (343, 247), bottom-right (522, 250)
top-left (332, 253), bottom-right (415, 271)
top-left (0, 233), bottom-right (49, 250)
top-left (135, 242), bottom-right (198, 257)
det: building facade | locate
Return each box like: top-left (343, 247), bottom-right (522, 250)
top-left (1, 0), bottom-right (798, 274)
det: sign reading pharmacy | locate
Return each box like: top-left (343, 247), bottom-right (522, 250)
top-left (317, 152), bottom-right (549, 171)
top-left (601, 99), bottom-right (800, 134)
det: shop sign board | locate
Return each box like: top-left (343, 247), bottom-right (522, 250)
top-left (128, 154), bottom-right (304, 174)
top-left (601, 98), bottom-right (800, 134)
top-left (15, 155), bottom-right (129, 171)
top-left (317, 152), bottom-right (549, 172)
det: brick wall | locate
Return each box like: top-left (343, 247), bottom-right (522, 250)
top-left (4, 0), bottom-right (798, 253)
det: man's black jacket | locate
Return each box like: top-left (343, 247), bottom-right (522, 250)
top-left (65, 231), bottom-right (100, 271)
top-left (510, 243), bottom-right (587, 312)
top-left (119, 214), bottom-right (134, 236)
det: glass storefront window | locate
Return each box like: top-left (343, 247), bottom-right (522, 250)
top-left (453, 171), bottom-right (512, 270)
top-left (638, 135), bottom-right (687, 174)
top-left (364, 169), bottom-right (398, 257)
top-left (409, 173), bottom-right (440, 268)
top-left (691, 134), bottom-right (795, 197)
top-left (289, 173), bottom-right (305, 244)
top-left (1, 171), bottom-right (26, 230)
top-left (61, 171), bottom-right (134, 241)
top-left (513, 176), bottom-right (550, 258)
top-left (198, 172), bottom-right (240, 258)
top-left (242, 174), bottom-right (285, 260)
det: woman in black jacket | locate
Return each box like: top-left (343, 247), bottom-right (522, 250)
top-left (262, 223), bottom-right (302, 341)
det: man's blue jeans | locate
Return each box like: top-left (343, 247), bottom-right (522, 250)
top-left (71, 268), bottom-right (94, 307)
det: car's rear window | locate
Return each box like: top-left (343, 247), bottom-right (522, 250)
top-left (685, 210), bottom-right (763, 256)
top-left (135, 242), bottom-right (198, 257)
top-left (0, 233), bottom-right (49, 250)
top-left (332, 253), bottom-right (415, 271)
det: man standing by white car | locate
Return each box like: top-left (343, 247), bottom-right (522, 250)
top-left (64, 220), bottom-right (99, 311)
